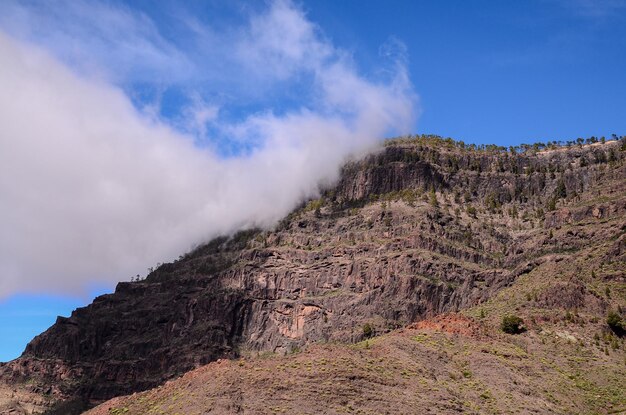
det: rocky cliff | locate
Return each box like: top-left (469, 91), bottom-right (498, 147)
top-left (1, 136), bottom-right (625, 414)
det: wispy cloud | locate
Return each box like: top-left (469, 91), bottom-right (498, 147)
top-left (0, 0), bottom-right (192, 84)
top-left (556, 0), bottom-right (626, 18)
top-left (0, 0), bottom-right (417, 298)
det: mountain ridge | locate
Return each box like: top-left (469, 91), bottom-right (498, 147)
top-left (1, 135), bottom-right (625, 414)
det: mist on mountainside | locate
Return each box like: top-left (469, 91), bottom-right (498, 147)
top-left (0, 1), bottom-right (416, 298)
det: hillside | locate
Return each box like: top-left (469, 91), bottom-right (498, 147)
top-left (85, 314), bottom-right (625, 415)
top-left (1, 136), bottom-right (625, 414)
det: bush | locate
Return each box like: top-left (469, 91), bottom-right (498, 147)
top-left (429, 189), bottom-right (439, 209)
top-left (554, 179), bottom-right (567, 199)
top-left (501, 315), bottom-right (525, 334)
top-left (362, 323), bottom-right (374, 338)
top-left (607, 312), bottom-right (625, 337)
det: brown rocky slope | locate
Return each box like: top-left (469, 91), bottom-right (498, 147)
top-left (86, 313), bottom-right (625, 415)
top-left (1, 136), bottom-right (625, 414)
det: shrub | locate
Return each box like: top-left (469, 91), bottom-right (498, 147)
top-left (555, 179), bottom-right (567, 199)
top-left (306, 198), bottom-right (324, 212)
top-left (362, 323), bottom-right (374, 338)
top-left (429, 188), bottom-right (439, 208)
top-left (607, 312), bottom-right (625, 336)
top-left (501, 315), bottom-right (525, 334)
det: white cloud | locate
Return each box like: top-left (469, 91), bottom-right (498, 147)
top-left (0, 0), bottom-right (192, 85)
top-left (0, 0), bottom-right (417, 299)
top-left (181, 94), bottom-right (220, 139)
top-left (237, 0), bottom-right (332, 81)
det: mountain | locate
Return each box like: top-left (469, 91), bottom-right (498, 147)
top-left (1, 136), bottom-right (625, 414)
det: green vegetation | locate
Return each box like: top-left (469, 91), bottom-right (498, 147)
top-left (362, 323), bottom-right (374, 338)
top-left (305, 198), bottom-right (324, 212)
top-left (607, 312), bottom-right (625, 336)
top-left (484, 192), bottom-right (500, 212)
top-left (429, 187), bottom-right (439, 208)
top-left (501, 315), bottom-right (525, 334)
top-left (554, 179), bottom-right (567, 199)
top-left (385, 133), bottom-right (625, 154)
top-left (547, 196), bottom-right (557, 211)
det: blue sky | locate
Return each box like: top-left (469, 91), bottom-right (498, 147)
top-left (306, 0), bottom-right (626, 144)
top-left (0, 0), bottom-right (625, 362)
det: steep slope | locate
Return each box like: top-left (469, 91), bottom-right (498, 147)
top-left (1, 136), bottom-right (625, 414)
top-left (85, 314), bottom-right (626, 415)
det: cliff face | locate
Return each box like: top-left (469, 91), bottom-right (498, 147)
top-left (1, 137), bottom-right (625, 414)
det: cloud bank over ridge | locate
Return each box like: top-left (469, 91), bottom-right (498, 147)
top-left (0, 0), bottom-right (417, 298)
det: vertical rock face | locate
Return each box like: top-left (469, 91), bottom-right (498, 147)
top-left (1, 137), bottom-right (625, 413)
